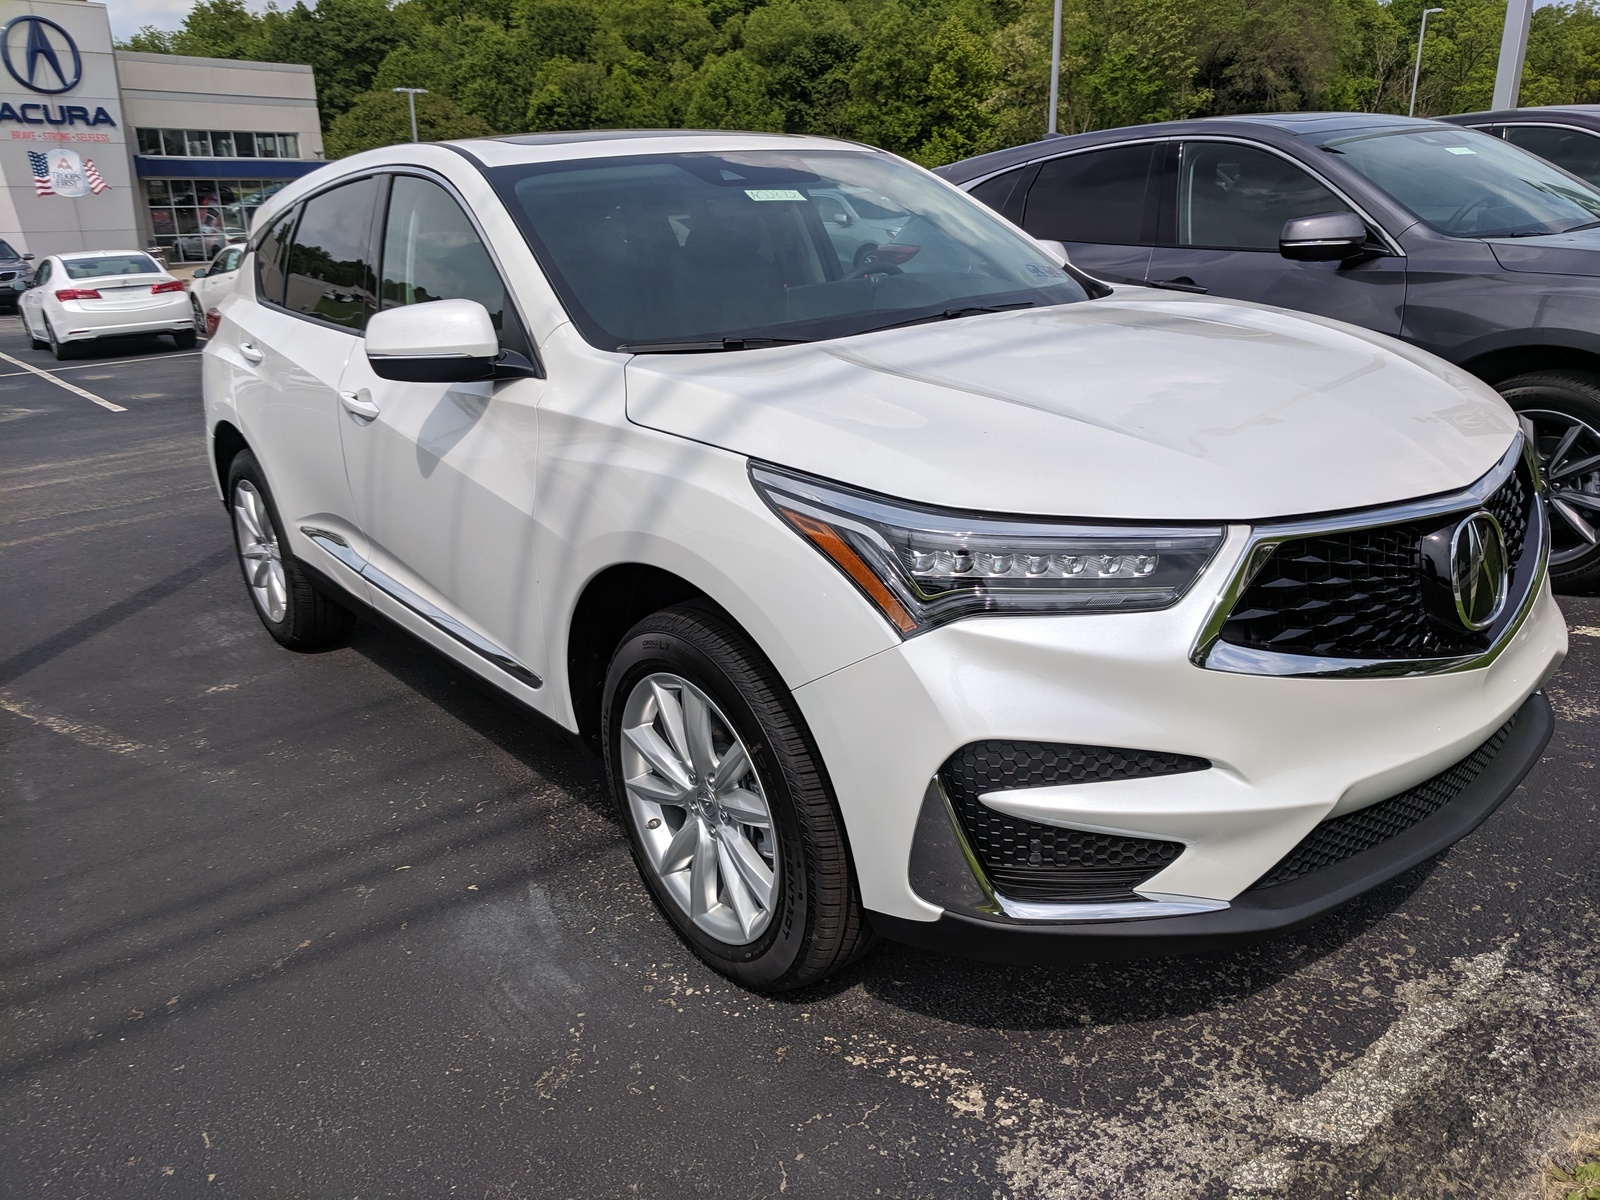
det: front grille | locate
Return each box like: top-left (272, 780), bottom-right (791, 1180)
top-left (940, 741), bottom-right (1208, 902)
top-left (1249, 713), bottom-right (1517, 890)
top-left (0, 271), bottom-right (15, 282)
top-left (1217, 458), bottom-right (1534, 661)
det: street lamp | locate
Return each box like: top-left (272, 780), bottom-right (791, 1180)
top-left (392, 87), bottom-right (428, 142)
top-left (1409, 9), bottom-right (1444, 118)
top-left (1046, 0), bottom-right (1063, 135)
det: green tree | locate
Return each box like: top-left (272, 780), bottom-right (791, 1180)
top-left (323, 87), bottom-right (495, 156)
top-left (685, 52), bottom-right (783, 130)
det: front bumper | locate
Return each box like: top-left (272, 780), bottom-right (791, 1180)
top-left (871, 690), bottom-right (1552, 962)
top-left (792, 519), bottom-right (1567, 949)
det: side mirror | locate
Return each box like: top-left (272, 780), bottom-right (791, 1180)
top-left (1034, 238), bottom-right (1070, 266)
top-left (1280, 211), bottom-right (1369, 262)
top-left (827, 211), bottom-right (851, 227)
top-left (365, 298), bottom-right (498, 383)
top-left (193, 268), bottom-right (208, 278)
top-left (22, 253), bottom-right (34, 261)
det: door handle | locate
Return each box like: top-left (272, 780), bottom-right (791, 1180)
top-left (340, 390), bottom-right (381, 422)
top-left (1145, 277), bottom-right (1209, 294)
top-left (239, 341), bottom-right (264, 364)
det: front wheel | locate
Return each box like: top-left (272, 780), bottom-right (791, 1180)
top-left (603, 603), bottom-right (873, 992)
top-left (1498, 370), bottom-right (1600, 591)
top-left (226, 450), bottom-right (355, 649)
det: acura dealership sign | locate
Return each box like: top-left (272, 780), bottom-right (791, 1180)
top-left (2, 15), bottom-right (82, 94)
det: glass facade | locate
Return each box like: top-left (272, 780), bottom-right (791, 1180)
top-left (136, 128), bottom-right (301, 160)
top-left (145, 178), bottom-right (289, 263)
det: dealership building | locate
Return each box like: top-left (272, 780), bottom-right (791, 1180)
top-left (1, 0), bottom-right (325, 264)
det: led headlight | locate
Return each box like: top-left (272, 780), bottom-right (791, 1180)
top-left (751, 464), bottom-right (1225, 635)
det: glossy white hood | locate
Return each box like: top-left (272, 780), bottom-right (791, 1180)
top-left (624, 293), bottom-right (1518, 521)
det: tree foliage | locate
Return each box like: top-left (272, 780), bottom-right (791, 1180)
top-left (120, 0), bottom-right (1600, 165)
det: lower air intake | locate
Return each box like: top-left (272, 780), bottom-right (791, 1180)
top-left (939, 741), bottom-right (1209, 903)
top-left (1249, 713), bottom-right (1519, 890)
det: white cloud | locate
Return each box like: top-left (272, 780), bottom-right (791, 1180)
top-left (103, 0), bottom-right (273, 42)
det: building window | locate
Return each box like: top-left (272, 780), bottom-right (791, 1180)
top-left (145, 178), bottom-right (288, 263)
top-left (134, 129), bottom-right (301, 160)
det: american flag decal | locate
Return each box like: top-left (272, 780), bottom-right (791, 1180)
top-left (28, 150), bottom-right (54, 196)
top-left (84, 158), bottom-right (107, 194)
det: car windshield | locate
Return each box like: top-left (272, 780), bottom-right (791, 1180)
top-left (488, 149), bottom-right (1093, 351)
top-left (0, 239), bottom-right (19, 261)
top-left (63, 254), bottom-right (162, 279)
top-left (1324, 125), bottom-right (1600, 237)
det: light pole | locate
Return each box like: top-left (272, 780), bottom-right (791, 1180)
top-left (392, 87), bottom-right (428, 142)
top-left (1046, 0), bottom-right (1063, 135)
top-left (1409, 9), bottom-right (1444, 117)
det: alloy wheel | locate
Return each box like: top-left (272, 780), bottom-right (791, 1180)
top-left (1522, 409), bottom-right (1600, 565)
top-left (620, 672), bottom-right (779, 945)
top-left (232, 479), bottom-right (287, 622)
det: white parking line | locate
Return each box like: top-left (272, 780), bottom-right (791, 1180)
top-left (0, 350), bottom-right (203, 378)
top-left (0, 349), bottom-right (126, 412)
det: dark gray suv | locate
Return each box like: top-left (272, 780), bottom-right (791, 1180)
top-left (939, 113), bottom-right (1600, 587)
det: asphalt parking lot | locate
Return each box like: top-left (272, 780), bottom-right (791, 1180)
top-left (1, 316), bottom-right (1598, 1199)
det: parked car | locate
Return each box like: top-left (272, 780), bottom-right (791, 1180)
top-left (1441, 105), bottom-right (1600, 187)
top-left (940, 113), bottom-right (1600, 589)
top-left (809, 185), bottom-right (911, 267)
top-left (0, 238), bottom-right (36, 311)
top-left (21, 250), bottom-right (195, 360)
top-left (205, 132), bottom-right (1563, 991)
top-left (189, 241), bottom-right (246, 337)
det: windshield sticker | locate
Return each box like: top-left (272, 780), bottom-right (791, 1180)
top-left (1446, 146), bottom-right (1477, 155)
top-left (744, 188), bottom-right (808, 202)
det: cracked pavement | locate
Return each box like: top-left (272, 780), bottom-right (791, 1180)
top-left (2, 317), bottom-right (1597, 1197)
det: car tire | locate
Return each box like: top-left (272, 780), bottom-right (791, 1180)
top-left (190, 295), bottom-right (205, 329)
top-left (45, 317), bottom-right (76, 361)
top-left (603, 602), bottom-right (874, 992)
top-left (174, 328), bottom-right (197, 349)
top-left (852, 242), bottom-right (879, 268)
top-left (27, 315), bottom-right (46, 350)
top-left (1498, 370), bottom-right (1600, 592)
top-left (225, 450), bottom-right (355, 649)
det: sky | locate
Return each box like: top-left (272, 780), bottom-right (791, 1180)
top-left (104, 0), bottom-right (270, 41)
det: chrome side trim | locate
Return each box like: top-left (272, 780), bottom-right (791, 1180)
top-left (301, 526), bottom-right (542, 688)
top-left (994, 893), bottom-right (1230, 923)
top-left (1189, 440), bottom-right (1547, 679)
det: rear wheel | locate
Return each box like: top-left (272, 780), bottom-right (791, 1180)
top-left (1498, 370), bottom-right (1600, 591)
top-left (190, 294), bottom-right (205, 329)
top-left (603, 603), bottom-right (873, 992)
top-left (226, 450), bottom-right (355, 649)
top-left (45, 317), bottom-right (75, 361)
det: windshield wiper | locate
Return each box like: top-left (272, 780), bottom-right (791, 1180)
top-left (616, 336), bottom-right (815, 353)
top-left (1560, 219), bottom-right (1600, 234)
top-left (852, 301), bottom-right (1038, 337)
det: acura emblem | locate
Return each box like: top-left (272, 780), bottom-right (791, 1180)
top-left (2, 16), bottom-right (82, 95)
top-left (1449, 510), bottom-right (1508, 631)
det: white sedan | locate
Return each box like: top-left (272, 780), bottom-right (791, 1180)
top-left (188, 242), bottom-right (246, 338)
top-left (204, 132), bottom-right (1564, 991)
top-left (20, 250), bottom-right (196, 360)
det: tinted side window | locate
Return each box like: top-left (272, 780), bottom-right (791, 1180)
top-left (33, 261), bottom-right (50, 287)
top-left (284, 177), bottom-right (380, 331)
top-left (1022, 146), bottom-right (1156, 245)
top-left (1504, 124), bottom-right (1600, 186)
top-left (254, 210), bottom-right (295, 306)
top-left (380, 175), bottom-right (508, 340)
top-left (1176, 142), bottom-right (1349, 251)
top-left (967, 166), bottom-right (1028, 217)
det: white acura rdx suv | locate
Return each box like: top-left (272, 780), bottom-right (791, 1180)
top-left (203, 131), bottom-right (1566, 991)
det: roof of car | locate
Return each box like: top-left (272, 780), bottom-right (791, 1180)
top-left (57, 249), bottom-right (157, 260)
top-left (450, 129), bottom-right (879, 169)
top-left (1441, 104), bottom-right (1600, 127)
top-left (935, 112), bottom-right (1441, 182)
